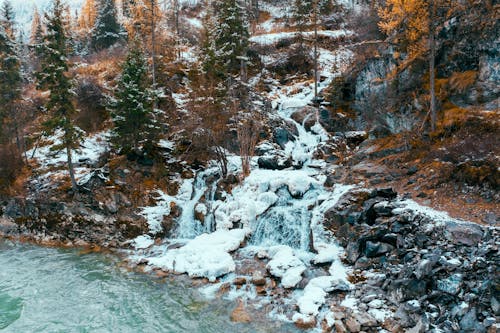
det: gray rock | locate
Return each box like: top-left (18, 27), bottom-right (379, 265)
top-left (0, 218), bottom-right (18, 235)
top-left (437, 273), bottom-right (463, 295)
top-left (415, 259), bottom-right (434, 279)
top-left (460, 308), bottom-right (483, 332)
top-left (444, 221), bottom-right (484, 246)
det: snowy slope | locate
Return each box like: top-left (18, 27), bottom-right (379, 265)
top-left (10, 0), bottom-right (84, 36)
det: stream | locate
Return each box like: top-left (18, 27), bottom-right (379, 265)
top-left (0, 239), bottom-right (299, 333)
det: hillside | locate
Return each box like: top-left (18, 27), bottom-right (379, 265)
top-left (0, 0), bottom-right (498, 332)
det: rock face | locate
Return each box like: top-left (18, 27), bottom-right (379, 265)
top-left (324, 187), bottom-right (499, 332)
top-left (0, 195), bottom-right (149, 247)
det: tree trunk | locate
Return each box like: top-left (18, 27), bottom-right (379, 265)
top-left (66, 144), bottom-right (78, 192)
top-left (150, 0), bottom-right (157, 108)
top-left (429, 0), bottom-right (437, 132)
top-left (313, 0), bottom-right (318, 104)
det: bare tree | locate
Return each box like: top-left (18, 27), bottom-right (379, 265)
top-left (237, 117), bottom-right (260, 178)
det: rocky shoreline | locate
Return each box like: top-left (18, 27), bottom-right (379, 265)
top-left (4, 184), bottom-right (496, 332)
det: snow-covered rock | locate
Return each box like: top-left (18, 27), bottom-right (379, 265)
top-left (266, 246), bottom-right (306, 288)
top-left (147, 229), bottom-right (247, 282)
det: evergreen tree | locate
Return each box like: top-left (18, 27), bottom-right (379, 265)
top-left (90, 0), bottom-right (123, 51)
top-left (212, 0), bottom-right (249, 75)
top-left (111, 43), bottom-right (159, 155)
top-left (0, 0), bottom-right (15, 39)
top-left (37, 0), bottom-right (82, 192)
top-left (0, 22), bottom-right (21, 143)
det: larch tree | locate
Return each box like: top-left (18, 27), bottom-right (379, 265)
top-left (78, 0), bottom-right (97, 32)
top-left (37, 0), bottom-right (82, 192)
top-left (30, 6), bottom-right (44, 46)
top-left (90, 0), bottom-right (123, 51)
top-left (378, 0), bottom-right (442, 131)
top-left (110, 43), bottom-right (159, 155)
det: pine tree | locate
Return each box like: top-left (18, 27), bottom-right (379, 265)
top-left (37, 0), bottom-right (82, 192)
top-left (111, 43), bottom-right (159, 155)
top-left (0, 0), bottom-right (15, 39)
top-left (293, 0), bottom-right (312, 36)
top-left (90, 0), bottom-right (123, 51)
top-left (212, 0), bottom-right (249, 75)
top-left (0, 21), bottom-right (21, 143)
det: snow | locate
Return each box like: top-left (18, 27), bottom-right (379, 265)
top-left (341, 296), bottom-right (358, 309)
top-left (133, 235), bottom-right (154, 250)
top-left (249, 30), bottom-right (354, 46)
top-left (11, 0), bottom-right (84, 37)
top-left (296, 276), bottom-right (351, 316)
top-left (29, 130), bottom-right (109, 169)
top-left (368, 308), bottom-right (392, 322)
top-left (394, 199), bottom-right (470, 226)
top-left (146, 229), bottom-right (247, 282)
top-left (139, 190), bottom-right (173, 234)
top-left (267, 246), bottom-right (306, 288)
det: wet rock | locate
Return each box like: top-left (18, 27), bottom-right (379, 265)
top-left (460, 308), bottom-right (482, 332)
top-left (257, 155), bottom-right (292, 170)
top-left (407, 319), bottom-right (427, 333)
top-left (345, 317), bottom-right (361, 332)
top-left (291, 106), bottom-right (316, 131)
top-left (230, 300), bottom-right (251, 323)
top-left (364, 241), bottom-right (394, 258)
top-left (415, 259), bottom-right (434, 279)
top-left (334, 320), bottom-right (347, 333)
top-left (353, 311), bottom-right (377, 327)
top-left (273, 127), bottom-right (296, 149)
top-left (251, 271), bottom-right (267, 286)
top-left (345, 131), bottom-right (368, 146)
top-left (294, 315), bottom-right (316, 330)
top-left (233, 277), bottom-right (246, 286)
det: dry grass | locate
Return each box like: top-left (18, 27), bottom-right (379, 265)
top-left (448, 70), bottom-right (478, 93)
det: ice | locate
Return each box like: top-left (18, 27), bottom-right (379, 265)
top-left (133, 235), bottom-right (154, 250)
top-left (147, 229), bottom-right (247, 282)
top-left (267, 246), bottom-right (306, 288)
top-left (296, 276), bottom-right (351, 316)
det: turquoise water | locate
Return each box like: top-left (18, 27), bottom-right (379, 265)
top-left (0, 240), bottom-right (296, 333)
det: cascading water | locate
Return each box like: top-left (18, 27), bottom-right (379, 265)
top-left (174, 167), bottom-right (219, 239)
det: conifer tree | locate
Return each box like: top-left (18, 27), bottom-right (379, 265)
top-left (111, 43), bottom-right (159, 155)
top-left (378, 0), bottom-right (445, 131)
top-left (212, 0), bottom-right (249, 75)
top-left (0, 19), bottom-right (21, 143)
top-left (78, 0), bottom-right (97, 32)
top-left (0, 0), bottom-right (15, 38)
top-left (37, 0), bottom-right (82, 192)
top-left (90, 0), bottom-right (123, 51)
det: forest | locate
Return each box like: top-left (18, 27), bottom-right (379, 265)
top-left (0, 0), bottom-right (498, 332)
